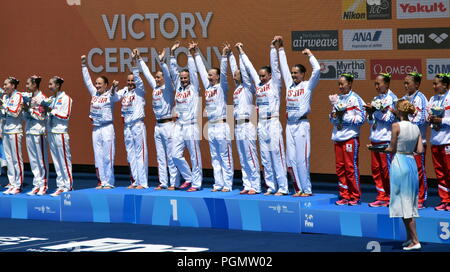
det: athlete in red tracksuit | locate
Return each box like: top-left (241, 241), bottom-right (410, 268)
top-left (329, 74), bottom-right (366, 206)
top-left (428, 73), bottom-right (450, 211)
top-left (364, 74), bottom-right (398, 207)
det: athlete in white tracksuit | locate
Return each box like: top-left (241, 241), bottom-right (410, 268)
top-left (228, 50), bottom-right (261, 194)
top-left (169, 43), bottom-right (203, 191)
top-left (46, 77), bottom-right (73, 196)
top-left (1, 81), bottom-right (24, 195)
top-left (239, 43), bottom-right (288, 195)
top-left (24, 76), bottom-right (50, 195)
top-left (193, 46), bottom-right (233, 192)
top-left (278, 44), bottom-right (320, 196)
top-left (116, 58), bottom-right (149, 189)
top-left (137, 55), bottom-right (180, 189)
top-left (82, 62), bottom-right (120, 189)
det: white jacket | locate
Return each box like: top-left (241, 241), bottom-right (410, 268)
top-left (428, 90), bottom-right (450, 145)
top-left (24, 90), bottom-right (47, 135)
top-left (2, 90), bottom-right (23, 134)
top-left (402, 90), bottom-right (428, 144)
top-left (368, 89), bottom-right (398, 143)
top-left (241, 46), bottom-right (282, 119)
top-left (116, 67), bottom-right (147, 125)
top-left (48, 91), bottom-right (72, 134)
top-left (138, 59), bottom-right (175, 121)
top-left (195, 53), bottom-right (228, 121)
top-left (229, 52), bottom-right (256, 120)
top-left (330, 90), bottom-right (366, 142)
top-left (278, 48), bottom-right (320, 121)
top-left (82, 65), bottom-right (120, 126)
top-left (169, 55), bottom-right (200, 124)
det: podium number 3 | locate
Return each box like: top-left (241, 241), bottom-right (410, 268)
top-left (440, 222), bottom-right (450, 240)
top-left (170, 199), bottom-right (178, 221)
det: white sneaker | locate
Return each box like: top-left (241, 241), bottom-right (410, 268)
top-left (9, 188), bottom-right (22, 195)
top-left (27, 187), bottom-right (40, 196)
top-left (36, 187), bottom-right (47, 196)
top-left (403, 243), bottom-right (421, 251)
top-left (402, 240), bottom-right (412, 247)
top-left (3, 187), bottom-right (13, 195)
top-left (4, 184), bottom-right (12, 189)
top-left (50, 189), bottom-right (65, 197)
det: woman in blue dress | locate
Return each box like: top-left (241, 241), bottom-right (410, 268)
top-left (383, 99), bottom-right (424, 250)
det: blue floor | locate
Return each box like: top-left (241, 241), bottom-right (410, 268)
top-left (0, 171), bottom-right (448, 252)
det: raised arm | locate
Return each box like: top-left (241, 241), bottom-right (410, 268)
top-left (237, 43), bottom-right (260, 86)
top-left (277, 46), bottom-right (293, 88)
top-left (81, 55), bottom-right (97, 96)
top-left (187, 43), bottom-right (199, 93)
top-left (169, 41), bottom-right (181, 87)
top-left (131, 49), bottom-right (145, 96)
top-left (138, 57), bottom-right (157, 90)
top-left (270, 37), bottom-right (282, 89)
top-left (193, 50), bottom-right (210, 89)
top-left (305, 49), bottom-right (321, 91)
top-left (220, 44), bottom-right (230, 93)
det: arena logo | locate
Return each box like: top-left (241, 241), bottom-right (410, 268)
top-left (343, 29), bottom-right (393, 50)
top-left (398, 28), bottom-right (450, 49)
top-left (426, 59), bottom-right (450, 80)
top-left (319, 59), bottom-right (366, 80)
top-left (291, 30), bottom-right (339, 51)
top-left (397, 0), bottom-right (450, 19)
top-left (370, 59), bottom-right (422, 80)
top-left (342, 0), bottom-right (392, 20)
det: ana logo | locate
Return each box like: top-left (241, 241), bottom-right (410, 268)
top-left (370, 59), bottom-right (422, 80)
top-left (397, 28), bottom-right (450, 49)
top-left (343, 29), bottom-right (393, 50)
top-left (397, 0), bottom-right (450, 19)
top-left (319, 59), bottom-right (366, 80)
top-left (427, 59), bottom-right (450, 79)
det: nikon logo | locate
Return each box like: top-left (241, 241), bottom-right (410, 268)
top-left (343, 11), bottom-right (367, 19)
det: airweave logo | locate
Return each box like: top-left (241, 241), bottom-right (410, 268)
top-left (319, 59), bottom-right (366, 80)
top-left (343, 29), bottom-right (393, 50)
top-left (291, 31), bottom-right (339, 51)
top-left (398, 28), bottom-right (450, 49)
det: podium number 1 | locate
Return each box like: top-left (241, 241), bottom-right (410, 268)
top-left (170, 199), bottom-right (178, 221)
top-left (440, 222), bottom-right (450, 240)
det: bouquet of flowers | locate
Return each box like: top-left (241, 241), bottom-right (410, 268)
top-left (428, 104), bottom-right (445, 131)
top-left (329, 94), bottom-right (346, 130)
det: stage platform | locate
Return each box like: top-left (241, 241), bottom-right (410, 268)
top-left (1, 187), bottom-right (449, 244)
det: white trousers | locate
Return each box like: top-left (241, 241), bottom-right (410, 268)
top-left (208, 122), bottom-right (234, 190)
top-left (124, 121), bottom-right (148, 188)
top-left (26, 134), bottom-right (49, 190)
top-left (48, 133), bottom-right (73, 190)
top-left (257, 118), bottom-right (288, 194)
top-left (235, 122), bottom-right (261, 193)
top-left (172, 122), bottom-right (203, 188)
top-left (286, 120), bottom-right (312, 194)
top-left (154, 121), bottom-right (180, 188)
top-left (93, 123), bottom-right (115, 187)
top-left (3, 133), bottom-right (24, 189)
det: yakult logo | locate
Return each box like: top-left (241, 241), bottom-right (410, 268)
top-left (370, 59), bottom-right (422, 80)
top-left (397, 0), bottom-right (450, 19)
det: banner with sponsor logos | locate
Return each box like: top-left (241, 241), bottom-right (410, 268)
top-left (0, 0), bottom-right (449, 179)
